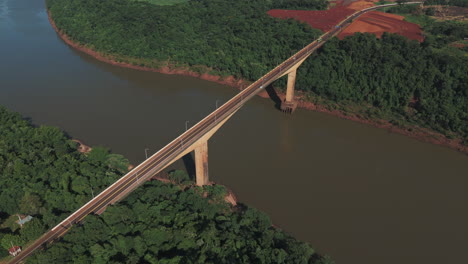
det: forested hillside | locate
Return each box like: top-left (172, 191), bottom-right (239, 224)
top-left (47, 0), bottom-right (322, 81)
top-left (0, 106), bottom-right (330, 263)
top-left (46, 0), bottom-right (467, 144)
top-left (0, 106), bottom-right (129, 258)
top-left (27, 180), bottom-right (327, 263)
top-left (424, 0), bottom-right (468, 7)
top-left (297, 33), bottom-right (467, 142)
top-left (271, 0), bottom-right (328, 10)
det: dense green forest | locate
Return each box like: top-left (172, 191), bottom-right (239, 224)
top-left (47, 0), bottom-right (322, 80)
top-left (0, 106), bottom-right (331, 263)
top-left (27, 180), bottom-right (327, 263)
top-left (424, 0), bottom-right (468, 7)
top-left (296, 33), bottom-right (467, 141)
top-left (299, 4), bottom-right (467, 141)
top-left (424, 20), bottom-right (468, 49)
top-left (0, 106), bottom-right (129, 258)
top-left (46, 0), bottom-right (467, 144)
top-left (271, 0), bottom-right (328, 10)
top-left (135, 0), bottom-right (189, 6)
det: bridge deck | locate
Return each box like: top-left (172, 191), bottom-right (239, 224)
top-left (8, 2), bottom-right (421, 263)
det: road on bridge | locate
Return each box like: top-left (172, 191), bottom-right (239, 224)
top-left (8, 2), bottom-right (420, 263)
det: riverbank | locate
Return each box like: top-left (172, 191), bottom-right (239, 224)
top-left (1, 106), bottom-right (323, 264)
top-left (47, 12), bottom-right (248, 90)
top-left (71, 139), bottom-right (92, 153)
top-left (150, 172), bottom-right (238, 205)
top-left (48, 11), bottom-right (467, 154)
top-left (70, 135), bottom-right (239, 206)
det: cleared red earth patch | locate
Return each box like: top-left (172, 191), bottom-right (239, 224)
top-left (346, 0), bottom-right (377, 11)
top-left (267, 7), bottom-right (355, 32)
top-left (338, 11), bottom-right (424, 42)
top-left (267, 0), bottom-right (423, 41)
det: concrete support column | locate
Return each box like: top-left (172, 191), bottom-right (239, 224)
top-left (194, 141), bottom-right (209, 186)
top-left (286, 68), bottom-right (297, 102)
top-left (281, 68), bottom-right (298, 113)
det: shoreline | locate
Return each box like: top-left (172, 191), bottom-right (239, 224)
top-left (47, 12), bottom-right (248, 89)
top-left (48, 11), bottom-right (467, 154)
top-left (71, 139), bottom-right (92, 153)
top-left (150, 173), bottom-right (238, 206)
top-left (294, 95), bottom-right (467, 153)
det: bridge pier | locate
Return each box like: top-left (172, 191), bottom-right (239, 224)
top-left (194, 140), bottom-right (209, 186)
top-left (281, 68), bottom-right (298, 113)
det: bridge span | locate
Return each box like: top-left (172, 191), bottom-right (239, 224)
top-left (8, 2), bottom-right (421, 263)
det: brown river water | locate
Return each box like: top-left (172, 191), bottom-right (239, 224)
top-left (0, 0), bottom-right (466, 263)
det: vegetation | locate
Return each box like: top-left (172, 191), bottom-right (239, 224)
top-left (27, 180), bottom-right (328, 263)
top-left (398, 13), bottom-right (436, 27)
top-left (134, 0), bottom-right (188, 6)
top-left (271, 0), bottom-right (328, 10)
top-left (0, 106), bottom-right (129, 256)
top-left (47, 0), bottom-right (323, 81)
top-left (387, 2), bottom-right (419, 14)
top-left (296, 33), bottom-right (467, 142)
top-left (0, 106), bottom-right (331, 262)
top-left (46, 0), bottom-right (467, 145)
top-left (305, 7), bottom-right (467, 143)
top-left (424, 20), bottom-right (468, 48)
top-left (376, 0), bottom-right (393, 5)
top-left (387, 4), bottom-right (468, 47)
top-left (424, 0), bottom-right (468, 8)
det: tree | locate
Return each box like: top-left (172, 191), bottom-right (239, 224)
top-left (168, 170), bottom-right (190, 184)
top-left (1, 234), bottom-right (24, 250)
top-left (20, 218), bottom-right (46, 242)
top-left (19, 193), bottom-right (44, 215)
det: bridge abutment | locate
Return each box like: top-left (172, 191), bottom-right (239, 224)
top-left (194, 140), bottom-right (209, 186)
top-left (281, 68), bottom-right (298, 113)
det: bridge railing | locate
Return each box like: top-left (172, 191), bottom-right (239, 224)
top-left (55, 1), bottom-right (424, 232)
top-left (9, 2), bottom-right (424, 263)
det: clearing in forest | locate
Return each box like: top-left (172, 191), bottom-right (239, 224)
top-left (338, 11), bottom-right (424, 42)
top-left (268, 0), bottom-right (423, 41)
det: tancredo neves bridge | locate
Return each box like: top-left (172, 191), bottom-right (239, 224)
top-left (9, 2), bottom-right (421, 263)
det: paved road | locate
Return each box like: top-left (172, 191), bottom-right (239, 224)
top-left (8, 2), bottom-right (420, 263)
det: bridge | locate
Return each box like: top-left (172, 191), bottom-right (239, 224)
top-left (8, 2), bottom-right (421, 263)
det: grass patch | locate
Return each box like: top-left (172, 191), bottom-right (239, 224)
top-left (399, 13), bottom-right (436, 27)
top-left (375, 0), bottom-right (393, 5)
top-left (134, 0), bottom-right (188, 6)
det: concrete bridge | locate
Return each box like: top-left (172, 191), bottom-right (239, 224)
top-left (8, 2), bottom-right (422, 263)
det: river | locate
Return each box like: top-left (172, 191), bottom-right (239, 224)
top-left (1, 0), bottom-right (467, 263)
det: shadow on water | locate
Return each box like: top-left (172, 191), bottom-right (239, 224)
top-left (265, 85), bottom-right (282, 110)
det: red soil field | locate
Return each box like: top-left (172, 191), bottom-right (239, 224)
top-left (346, 0), bottom-right (377, 10)
top-left (267, 0), bottom-right (423, 41)
top-left (267, 7), bottom-right (355, 32)
top-left (338, 11), bottom-right (424, 42)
